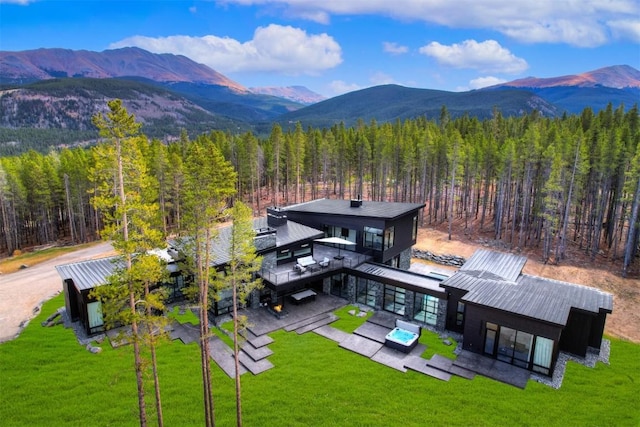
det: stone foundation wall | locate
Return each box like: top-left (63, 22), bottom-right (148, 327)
top-left (398, 247), bottom-right (412, 270)
top-left (412, 249), bottom-right (465, 267)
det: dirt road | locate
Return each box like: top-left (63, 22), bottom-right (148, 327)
top-left (0, 242), bottom-right (114, 343)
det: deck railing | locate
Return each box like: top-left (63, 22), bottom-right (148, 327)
top-left (259, 252), bottom-right (371, 285)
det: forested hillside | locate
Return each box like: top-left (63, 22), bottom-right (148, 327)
top-left (0, 103), bottom-right (638, 275)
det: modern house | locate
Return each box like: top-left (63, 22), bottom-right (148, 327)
top-left (56, 198), bottom-right (613, 376)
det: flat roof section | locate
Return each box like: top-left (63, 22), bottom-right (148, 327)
top-left (351, 263), bottom-right (447, 298)
top-left (284, 198), bottom-right (425, 220)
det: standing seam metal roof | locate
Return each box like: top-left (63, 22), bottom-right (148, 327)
top-left (442, 249), bottom-right (613, 326)
top-left (55, 256), bottom-right (121, 291)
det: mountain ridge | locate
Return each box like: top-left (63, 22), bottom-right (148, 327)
top-left (0, 47), bottom-right (248, 92)
top-left (489, 64), bottom-right (640, 90)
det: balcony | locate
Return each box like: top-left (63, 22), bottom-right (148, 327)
top-left (259, 244), bottom-right (371, 289)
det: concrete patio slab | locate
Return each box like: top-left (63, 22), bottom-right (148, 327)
top-left (241, 342), bottom-right (273, 361)
top-left (239, 352), bottom-right (274, 375)
top-left (353, 322), bottom-right (392, 343)
top-left (340, 334), bottom-right (383, 357)
top-left (285, 312), bottom-right (332, 332)
top-left (404, 356), bottom-right (452, 381)
top-left (209, 336), bottom-right (248, 378)
top-left (169, 321), bottom-right (199, 345)
top-left (247, 334), bottom-right (273, 348)
top-left (449, 364), bottom-right (476, 379)
top-left (370, 343), bottom-right (426, 372)
top-left (367, 311), bottom-right (401, 329)
top-left (454, 350), bottom-right (529, 388)
top-left (427, 354), bottom-right (454, 372)
top-left (295, 313), bottom-right (338, 334)
top-left (243, 294), bottom-right (347, 336)
top-left (313, 325), bottom-right (350, 343)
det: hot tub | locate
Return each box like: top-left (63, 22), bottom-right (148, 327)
top-left (385, 326), bottom-right (419, 353)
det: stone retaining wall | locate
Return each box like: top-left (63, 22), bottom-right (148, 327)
top-left (412, 249), bottom-right (466, 267)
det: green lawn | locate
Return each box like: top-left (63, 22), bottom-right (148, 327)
top-left (1, 295), bottom-right (639, 426)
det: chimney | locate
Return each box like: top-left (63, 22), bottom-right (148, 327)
top-left (350, 194), bottom-right (363, 207)
top-left (267, 206), bottom-right (287, 227)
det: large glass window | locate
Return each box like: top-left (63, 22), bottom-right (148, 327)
top-left (383, 285), bottom-right (405, 315)
top-left (384, 226), bottom-right (395, 249)
top-left (356, 280), bottom-right (376, 307)
top-left (414, 293), bottom-right (439, 325)
top-left (276, 248), bottom-right (292, 262)
top-left (533, 336), bottom-right (554, 375)
top-left (456, 301), bottom-right (465, 327)
top-left (87, 301), bottom-right (103, 331)
top-left (330, 273), bottom-right (348, 298)
top-left (215, 288), bottom-right (234, 316)
top-left (363, 226), bottom-right (383, 250)
top-left (412, 215), bottom-right (418, 240)
top-left (293, 243), bottom-right (311, 257)
top-left (486, 322), bottom-right (551, 373)
top-left (484, 322), bottom-right (498, 355)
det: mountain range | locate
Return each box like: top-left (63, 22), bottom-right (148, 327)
top-left (0, 47), bottom-right (637, 153)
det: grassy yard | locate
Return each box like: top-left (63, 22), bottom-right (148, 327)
top-left (1, 294), bottom-right (638, 426)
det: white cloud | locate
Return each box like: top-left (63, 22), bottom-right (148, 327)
top-left (419, 39), bottom-right (528, 74)
top-left (189, 6), bottom-right (197, 14)
top-left (109, 24), bottom-right (342, 75)
top-left (382, 42), bottom-right (408, 55)
top-left (328, 80), bottom-right (361, 95)
top-left (468, 76), bottom-right (507, 89)
top-left (219, 0), bottom-right (640, 47)
top-left (608, 19), bottom-right (640, 43)
top-left (0, 0), bottom-right (32, 4)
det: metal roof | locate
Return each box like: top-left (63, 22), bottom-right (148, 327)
top-left (177, 217), bottom-right (324, 267)
top-left (459, 248), bottom-right (527, 282)
top-left (352, 262), bottom-right (447, 297)
top-left (284, 198), bottom-right (425, 220)
top-left (442, 249), bottom-right (613, 326)
top-left (56, 256), bottom-right (121, 291)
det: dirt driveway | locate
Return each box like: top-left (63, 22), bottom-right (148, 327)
top-left (0, 242), bottom-right (114, 343)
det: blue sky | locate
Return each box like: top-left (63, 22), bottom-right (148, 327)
top-left (1, 0), bottom-right (639, 97)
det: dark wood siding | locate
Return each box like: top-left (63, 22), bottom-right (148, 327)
top-left (381, 216), bottom-right (416, 263)
top-left (588, 311), bottom-right (607, 349)
top-left (559, 309), bottom-right (593, 357)
top-left (444, 288), bottom-right (467, 333)
top-left (463, 303), bottom-right (563, 367)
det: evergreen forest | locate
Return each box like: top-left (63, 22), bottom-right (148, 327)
top-left (1, 102), bottom-right (638, 275)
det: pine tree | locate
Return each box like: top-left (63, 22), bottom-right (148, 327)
top-left (90, 99), bottom-right (166, 427)
top-left (215, 202), bottom-right (262, 427)
top-left (179, 137), bottom-right (237, 427)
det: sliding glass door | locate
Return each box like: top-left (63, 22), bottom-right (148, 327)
top-left (484, 322), bottom-right (554, 374)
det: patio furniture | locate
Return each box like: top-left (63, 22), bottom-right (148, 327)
top-left (290, 289), bottom-right (317, 304)
top-left (319, 257), bottom-right (330, 268)
top-left (297, 255), bottom-right (317, 268)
